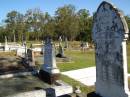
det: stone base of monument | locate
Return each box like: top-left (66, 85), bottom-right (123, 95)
top-left (46, 80), bottom-right (73, 97)
top-left (39, 70), bottom-right (60, 84)
top-left (96, 81), bottom-right (130, 97)
top-left (56, 53), bottom-right (66, 58)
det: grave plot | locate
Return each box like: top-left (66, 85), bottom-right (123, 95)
top-left (0, 55), bottom-right (27, 75)
top-left (0, 75), bottom-right (50, 97)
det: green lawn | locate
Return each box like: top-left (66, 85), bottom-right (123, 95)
top-left (58, 42), bottom-right (130, 94)
top-left (57, 42), bottom-right (130, 73)
top-left (57, 49), bottom-right (95, 72)
top-left (61, 75), bottom-right (95, 93)
top-left (127, 42), bottom-right (130, 73)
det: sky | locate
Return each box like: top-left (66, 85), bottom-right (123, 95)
top-left (0, 0), bottom-right (130, 25)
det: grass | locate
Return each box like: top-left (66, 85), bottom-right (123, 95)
top-left (57, 42), bottom-right (130, 73)
top-left (0, 75), bottom-right (50, 97)
top-left (58, 42), bottom-right (130, 94)
top-left (0, 51), bottom-right (16, 56)
top-left (127, 42), bottom-right (130, 73)
top-left (57, 49), bottom-right (96, 93)
top-left (57, 49), bottom-right (95, 72)
top-left (61, 74), bottom-right (95, 93)
top-left (1, 41), bottom-right (130, 94)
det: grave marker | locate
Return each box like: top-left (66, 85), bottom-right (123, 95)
top-left (92, 1), bottom-right (130, 97)
top-left (39, 37), bottom-right (60, 84)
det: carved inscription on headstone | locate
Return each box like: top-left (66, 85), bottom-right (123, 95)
top-left (92, 1), bottom-right (129, 97)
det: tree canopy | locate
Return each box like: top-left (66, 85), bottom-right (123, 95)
top-left (0, 4), bottom-right (130, 42)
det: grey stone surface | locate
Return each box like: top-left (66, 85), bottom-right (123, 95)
top-left (42, 37), bottom-right (60, 74)
top-left (6, 90), bottom-right (46, 97)
top-left (27, 48), bottom-right (35, 66)
top-left (64, 37), bottom-right (68, 48)
top-left (56, 36), bottom-right (65, 57)
top-left (4, 36), bottom-right (9, 51)
top-left (46, 80), bottom-right (73, 97)
top-left (92, 1), bottom-right (130, 97)
top-left (0, 72), bottom-right (32, 79)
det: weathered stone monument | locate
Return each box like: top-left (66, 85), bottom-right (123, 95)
top-left (64, 37), bottom-right (68, 48)
top-left (39, 37), bottom-right (60, 84)
top-left (26, 49), bottom-right (35, 67)
top-left (92, 1), bottom-right (130, 97)
top-left (56, 36), bottom-right (65, 58)
top-left (4, 36), bottom-right (9, 51)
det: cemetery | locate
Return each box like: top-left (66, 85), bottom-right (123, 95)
top-left (0, 0), bottom-right (130, 97)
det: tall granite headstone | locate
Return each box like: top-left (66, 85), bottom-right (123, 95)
top-left (92, 1), bottom-right (130, 97)
top-left (39, 37), bottom-right (60, 84)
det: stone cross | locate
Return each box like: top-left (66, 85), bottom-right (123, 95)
top-left (92, 1), bottom-right (130, 97)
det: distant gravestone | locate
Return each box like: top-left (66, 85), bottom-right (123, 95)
top-left (92, 1), bottom-right (130, 97)
top-left (27, 49), bottom-right (35, 67)
top-left (64, 37), bottom-right (68, 48)
top-left (13, 34), bottom-right (16, 43)
top-left (39, 37), bottom-right (60, 84)
top-left (4, 36), bottom-right (9, 51)
top-left (56, 36), bottom-right (65, 58)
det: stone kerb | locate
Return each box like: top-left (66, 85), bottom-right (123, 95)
top-left (6, 90), bottom-right (46, 97)
top-left (92, 1), bottom-right (130, 97)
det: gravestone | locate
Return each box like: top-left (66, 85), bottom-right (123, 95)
top-left (26, 49), bottom-right (35, 67)
top-left (56, 36), bottom-right (65, 58)
top-left (14, 34), bottom-right (16, 43)
top-left (64, 37), bottom-right (68, 48)
top-left (4, 36), bottom-right (9, 51)
top-left (39, 37), bottom-right (60, 84)
top-left (92, 1), bottom-right (130, 97)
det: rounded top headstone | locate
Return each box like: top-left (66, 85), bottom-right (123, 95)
top-left (92, 1), bottom-right (129, 43)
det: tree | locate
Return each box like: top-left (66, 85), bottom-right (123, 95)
top-left (55, 4), bottom-right (79, 40)
top-left (125, 15), bottom-right (130, 40)
top-left (25, 8), bottom-right (44, 41)
top-left (43, 12), bottom-right (55, 38)
top-left (77, 9), bottom-right (92, 42)
top-left (5, 11), bottom-right (25, 42)
top-left (0, 26), bottom-right (6, 42)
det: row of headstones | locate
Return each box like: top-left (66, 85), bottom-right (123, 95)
top-left (12, 1), bottom-right (130, 97)
top-left (25, 1), bottom-right (130, 97)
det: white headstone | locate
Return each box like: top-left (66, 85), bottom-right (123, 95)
top-left (92, 1), bottom-right (130, 97)
top-left (4, 36), bottom-right (9, 51)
